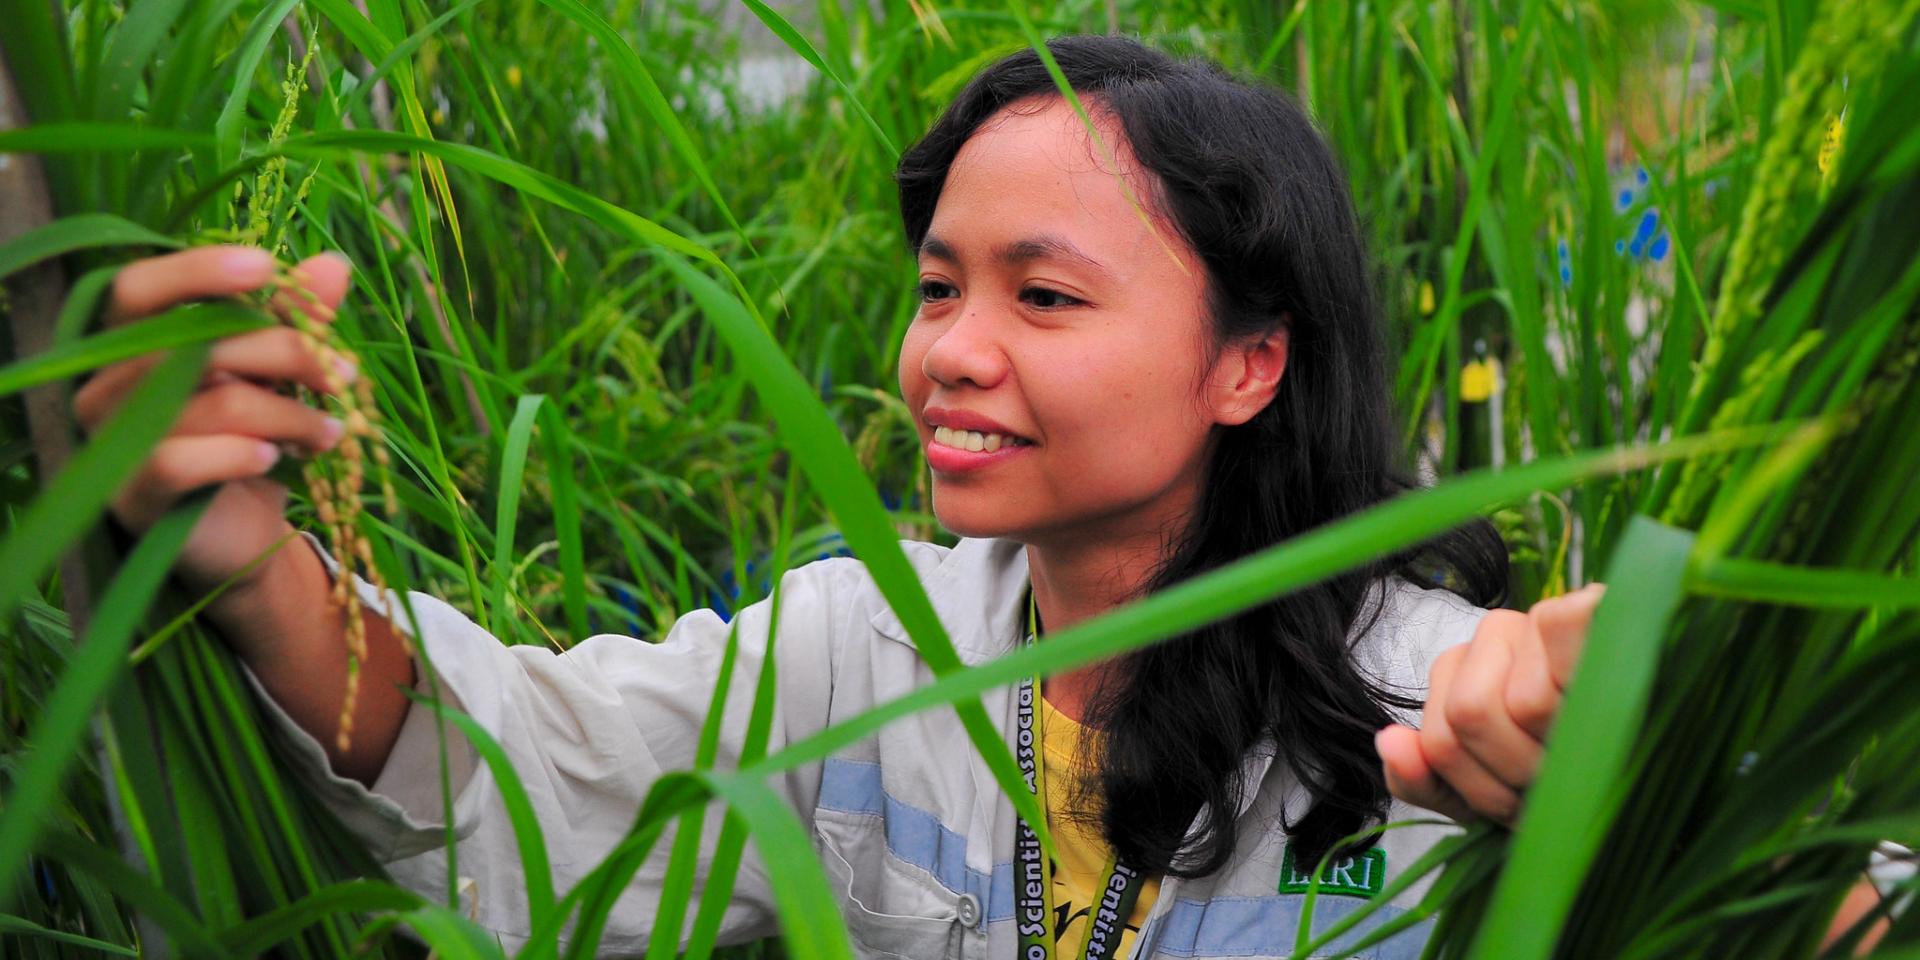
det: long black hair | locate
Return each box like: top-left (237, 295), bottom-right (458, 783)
top-left (896, 36), bottom-right (1509, 875)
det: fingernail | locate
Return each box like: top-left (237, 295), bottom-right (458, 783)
top-left (333, 357), bottom-right (358, 385)
top-left (320, 416), bottom-right (345, 446)
top-left (256, 440), bottom-right (282, 468)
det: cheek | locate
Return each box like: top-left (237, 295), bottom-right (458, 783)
top-left (896, 325), bottom-right (930, 402)
top-left (1040, 369), bottom-right (1199, 459)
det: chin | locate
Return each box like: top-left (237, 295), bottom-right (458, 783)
top-left (930, 496), bottom-right (1030, 542)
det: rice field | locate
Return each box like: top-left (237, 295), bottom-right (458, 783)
top-left (2, 0), bottom-right (1918, 956)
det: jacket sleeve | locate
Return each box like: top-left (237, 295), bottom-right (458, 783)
top-left (1353, 575), bottom-right (1489, 723)
top-left (240, 533), bottom-right (848, 954)
top-left (1346, 578), bottom-right (1490, 917)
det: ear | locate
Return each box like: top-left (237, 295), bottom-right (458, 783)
top-left (1208, 325), bottom-right (1288, 426)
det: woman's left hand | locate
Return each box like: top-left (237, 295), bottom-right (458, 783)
top-left (1375, 583), bottom-right (1606, 825)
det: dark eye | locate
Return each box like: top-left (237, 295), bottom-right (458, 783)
top-left (917, 279), bottom-right (957, 302)
top-left (1022, 287), bottom-right (1081, 309)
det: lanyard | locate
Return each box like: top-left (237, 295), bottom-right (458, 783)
top-left (1014, 590), bottom-right (1147, 960)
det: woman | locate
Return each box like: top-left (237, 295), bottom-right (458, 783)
top-left (79, 36), bottom-right (1598, 959)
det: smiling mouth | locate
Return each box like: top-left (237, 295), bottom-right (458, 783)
top-left (930, 425), bottom-right (1034, 453)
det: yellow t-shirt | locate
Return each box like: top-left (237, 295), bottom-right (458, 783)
top-left (1040, 695), bottom-right (1160, 959)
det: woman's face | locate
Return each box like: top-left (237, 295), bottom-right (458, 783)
top-left (898, 95), bottom-right (1279, 549)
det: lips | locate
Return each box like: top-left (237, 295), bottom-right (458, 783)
top-left (921, 407), bottom-right (1035, 473)
top-left (922, 406), bottom-right (1031, 439)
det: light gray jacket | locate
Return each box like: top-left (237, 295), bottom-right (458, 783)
top-left (249, 535), bottom-right (1488, 958)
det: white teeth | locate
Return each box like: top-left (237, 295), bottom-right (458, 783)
top-left (931, 426), bottom-right (1022, 452)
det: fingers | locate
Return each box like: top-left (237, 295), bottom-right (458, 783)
top-left (268, 252), bottom-right (352, 326)
top-left (112, 435), bottom-right (285, 532)
top-left (1531, 582), bottom-right (1605, 689)
top-left (107, 246), bottom-right (351, 326)
top-left (1376, 723), bottom-right (1472, 823)
top-left (74, 327), bottom-right (355, 431)
top-left (1384, 586), bottom-right (1609, 827)
top-left (1445, 610), bottom-right (1546, 788)
top-left (72, 355), bottom-right (162, 431)
top-left (76, 249), bottom-right (358, 436)
top-left (173, 382), bottom-right (347, 453)
top-left (107, 246), bottom-right (279, 324)
top-left (1412, 643), bottom-right (1524, 824)
top-left (208, 325), bottom-right (357, 394)
top-left (1504, 603), bottom-right (1562, 740)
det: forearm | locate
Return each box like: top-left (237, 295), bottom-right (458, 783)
top-left (205, 527), bottom-right (415, 787)
top-left (1826, 877), bottom-right (1894, 954)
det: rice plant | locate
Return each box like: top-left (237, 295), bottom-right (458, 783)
top-left (1, 0), bottom-right (1916, 957)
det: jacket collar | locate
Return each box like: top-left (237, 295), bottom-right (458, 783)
top-left (867, 537), bottom-right (1030, 666)
top-left (869, 537), bottom-right (1280, 829)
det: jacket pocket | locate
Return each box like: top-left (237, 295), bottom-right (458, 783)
top-left (815, 814), bottom-right (965, 960)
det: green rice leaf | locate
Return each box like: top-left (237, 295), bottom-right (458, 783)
top-left (656, 250), bottom-right (1056, 862)
top-left (749, 431), bottom-right (1773, 780)
top-left (274, 130), bottom-right (718, 264)
top-left (0, 344), bottom-right (207, 635)
top-left (0, 0), bottom-right (77, 128)
top-left (529, 0), bottom-right (754, 244)
top-left (337, 0), bottom-right (492, 120)
top-left (1464, 518), bottom-right (1697, 960)
top-left (87, 0), bottom-right (190, 124)
top-left (490, 394), bottom-right (546, 638)
top-left (0, 122), bottom-right (215, 154)
top-left (738, 0), bottom-right (899, 158)
top-left (212, 0), bottom-right (305, 168)
top-left (531, 778), bottom-right (702, 960)
top-left (0, 912), bottom-right (138, 955)
top-left (29, 830), bottom-right (219, 954)
top-left (540, 403), bottom-right (589, 641)
top-left (699, 771), bottom-right (856, 960)
top-left (0, 213), bottom-right (177, 281)
top-left (402, 693), bottom-right (556, 931)
top-left (216, 879), bottom-right (423, 956)
top-left (0, 302), bottom-right (268, 398)
top-left (1692, 557), bottom-right (1920, 609)
top-left (383, 904), bottom-right (507, 960)
top-left (53, 264), bottom-right (121, 345)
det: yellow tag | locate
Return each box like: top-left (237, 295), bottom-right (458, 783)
top-left (507, 65), bottom-right (524, 90)
top-left (1418, 280), bottom-right (1436, 316)
top-left (1461, 358), bottom-right (1498, 403)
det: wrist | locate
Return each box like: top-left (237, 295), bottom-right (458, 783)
top-left (200, 526), bottom-right (323, 646)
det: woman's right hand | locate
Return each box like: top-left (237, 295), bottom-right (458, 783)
top-left (73, 245), bottom-right (355, 599)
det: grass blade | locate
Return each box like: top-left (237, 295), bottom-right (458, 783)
top-left (748, 430), bottom-right (1780, 780)
top-left (0, 344), bottom-right (207, 630)
top-left (0, 302), bottom-right (269, 397)
top-left (0, 489), bottom-right (203, 909)
top-left (401, 692), bottom-right (556, 931)
top-left (489, 393), bottom-right (545, 638)
top-left (658, 250), bottom-right (1056, 858)
top-left (0, 213), bottom-right (177, 281)
top-left (1463, 517), bottom-right (1697, 959)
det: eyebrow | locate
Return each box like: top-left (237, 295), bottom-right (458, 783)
top-left (918, 234), bottom-right (1115, 280)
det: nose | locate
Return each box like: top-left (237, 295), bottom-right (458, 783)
top-left (920, 306), bottom-right (1010, 391)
